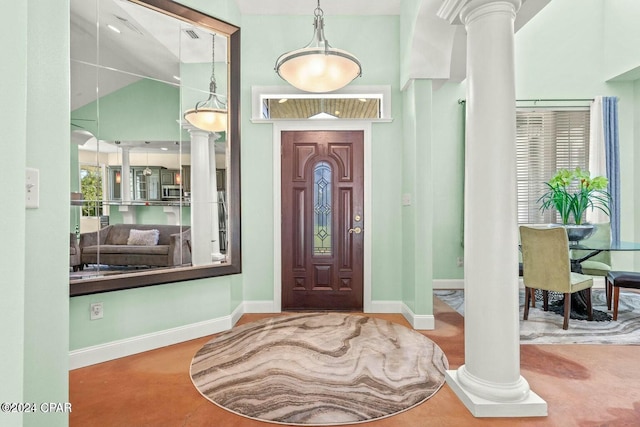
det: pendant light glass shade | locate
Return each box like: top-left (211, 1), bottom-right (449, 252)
top-left (275, 2), bottom-right (362, 93)
top-left (184, 34), bottom-right (228, 132)
top-left (184, 105), bottom-right (227, 132)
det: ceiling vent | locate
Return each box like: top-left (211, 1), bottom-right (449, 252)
top-left (184, 29), bottom-right (200, 39)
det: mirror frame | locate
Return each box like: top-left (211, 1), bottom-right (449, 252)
top-left (70, 0), bottom-right (241, 297)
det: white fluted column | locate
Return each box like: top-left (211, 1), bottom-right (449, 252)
top-left (439, 0), bottom-right (546, 417)
top-left (119, 147), bottom-right (135, 224)
top-left (208, 134), bottom-right (223, 260)
top-left (187, 126), bottom-right (222, 265)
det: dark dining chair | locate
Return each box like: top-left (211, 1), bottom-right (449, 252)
top-left (605, 271), bottom-right (640, 320)
top-left (520, 226), bottom-right (594, 330)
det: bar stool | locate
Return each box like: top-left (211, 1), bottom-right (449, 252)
top-left (605, 271), bottom-right (640, 320)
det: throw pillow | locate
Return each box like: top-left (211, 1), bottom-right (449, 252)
top-left (127, 229), bottom-right (160, 246)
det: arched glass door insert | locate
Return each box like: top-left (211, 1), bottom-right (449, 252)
top-left (313, 161), bottom-right (332, 256)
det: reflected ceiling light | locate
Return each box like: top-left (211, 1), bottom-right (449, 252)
top-left (275, 0), bottom-right (362, 93)
top-left (107, 24), bottom-right (121, 34)
top-left (184, 34), bottom-right (227, 132)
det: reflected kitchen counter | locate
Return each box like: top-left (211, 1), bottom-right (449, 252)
top-left (102, 200), bottom-right (192, 206)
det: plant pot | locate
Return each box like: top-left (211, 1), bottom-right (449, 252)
top-left (562, 223), bottom-right (596, 243)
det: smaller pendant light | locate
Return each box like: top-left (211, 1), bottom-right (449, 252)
top-left (275, 0), bottom-right (362, 93)
top-left (143, 143), bottom-right (152, 176)
top-left (184, 33), bottom-right (227, 132)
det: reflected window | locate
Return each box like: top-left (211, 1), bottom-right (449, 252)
top-left (313, 161), bottom-right (332, 256)
top-left (80, 164), bottom-right (103, 217)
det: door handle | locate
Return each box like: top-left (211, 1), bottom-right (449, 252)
top-left (348, 226), bottom-right (362, 234)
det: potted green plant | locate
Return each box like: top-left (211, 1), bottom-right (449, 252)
top-left (538, 167), bottom-right (610, 241)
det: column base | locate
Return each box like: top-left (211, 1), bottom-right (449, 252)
top-left (211, 252), bottom-right (226, 262)
top-left (446, 370), bottom-right (547, 418)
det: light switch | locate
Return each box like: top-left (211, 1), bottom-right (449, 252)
top-left (402, 193), bottom-right (412, 206)
top-left (26, 168), bottom-right (39, 209)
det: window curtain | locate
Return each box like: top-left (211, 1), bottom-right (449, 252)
top-left (587, 97), bottom-right (607, 224)
top-left (603, 97), bottom-right (620, 243)
top-left (588, 96), bottom-right (620, 242)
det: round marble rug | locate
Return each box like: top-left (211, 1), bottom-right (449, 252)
top-left (190, 313), bottom-right (449, 425)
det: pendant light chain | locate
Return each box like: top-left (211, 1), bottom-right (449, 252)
top-left (183, 31), bottom-right (228, 132)
top-left (210, 34), bottom-right (217, 94)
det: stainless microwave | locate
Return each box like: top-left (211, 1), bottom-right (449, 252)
top-left (162, 185), bottom-right (182, 199)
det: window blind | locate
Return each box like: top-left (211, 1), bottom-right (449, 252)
top-left (516, 109), bottom-right (590, 224)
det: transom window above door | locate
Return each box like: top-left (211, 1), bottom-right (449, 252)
top-left (251, 86), bottom-right (392, 122)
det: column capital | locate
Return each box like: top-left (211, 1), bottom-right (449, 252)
top-left (460, 0), bottom-right (521, 27)
top-left (437, 0), bottom-right (468, 24)
top-left (438, 0), bottom-right (522, 25)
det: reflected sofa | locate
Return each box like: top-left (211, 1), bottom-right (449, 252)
top-left (79, 224), bottom-right (191, 268)
top-left (70, 233), bottom-right (81, 271)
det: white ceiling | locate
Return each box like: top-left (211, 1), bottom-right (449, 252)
top-left (234, 0), bottom-right (403, 15)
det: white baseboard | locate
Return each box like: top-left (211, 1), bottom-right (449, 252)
top-left (402, 303), bottom-right (435, 330)
top-left (366, 300), bottom-right (436, 330)
top-left (69, 314), bottom-right (238, 370)
top-left (367, 300), bottom-right (403, 313)
top-left (242, 300), bottom-right (279, 313)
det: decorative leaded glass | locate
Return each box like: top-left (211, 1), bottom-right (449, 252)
top-left (313, 161), bottom-right (332, 255)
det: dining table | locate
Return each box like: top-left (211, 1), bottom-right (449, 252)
top-left (560, 239), bottom-right (640, 321)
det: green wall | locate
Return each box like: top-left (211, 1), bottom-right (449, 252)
top-left (239, 14), bottom-right (404, 303)
top-left (70, 278), bottom-right (231, 350)
top-left (72, 78), bottom-right (183, 142)
top-left (432, 83), bottom-right (466, 279)
top-left (603, 0), bottom-right (640, 80)
top-left (1, 1), bottom-right (71, 426)
top-left (1, 2), bottom-right (28, 426)
top-left (106, 205), bottom-right (191, 226)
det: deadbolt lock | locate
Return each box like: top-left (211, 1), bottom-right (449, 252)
top-left (354, 214), bottom-right (362, 221)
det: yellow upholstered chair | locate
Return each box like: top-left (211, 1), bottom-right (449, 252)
top-left (520, 226), bottom-right (594, 330)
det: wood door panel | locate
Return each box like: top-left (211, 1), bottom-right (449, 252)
top-left (339, 188), bottom-right (353, 269)
top-left (329, 144), bottom-right (353, 181)
top-left (293, 188), bottom-right (306, 269)
top-left (293, 144), bottom-right (317, 180)
top-left (282, 130), bottom-right (364, 311)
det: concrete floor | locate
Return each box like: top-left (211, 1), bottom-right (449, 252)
top-left (69, 297), bottom-right (640, 426)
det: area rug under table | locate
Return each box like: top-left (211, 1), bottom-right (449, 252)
top-left (190, 313), bottom-right (448, 425)
top-left (435, 289), bottom-right (640, 345)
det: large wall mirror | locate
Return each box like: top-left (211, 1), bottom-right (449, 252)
top-left (69, 0), bottom-right (241, 296)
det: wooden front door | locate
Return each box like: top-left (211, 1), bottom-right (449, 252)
top-left (281, 130), bottom-right (364, 311)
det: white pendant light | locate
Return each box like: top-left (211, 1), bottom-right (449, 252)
top-left (275, 0), bottom-right (362, 93)
top-left (184, 33), bottom-right (227, 132)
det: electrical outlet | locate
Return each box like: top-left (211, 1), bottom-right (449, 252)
top-left (90, 302), bottom-right (104, 320)
top-left (457, 257), bottom-right (464, 267)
